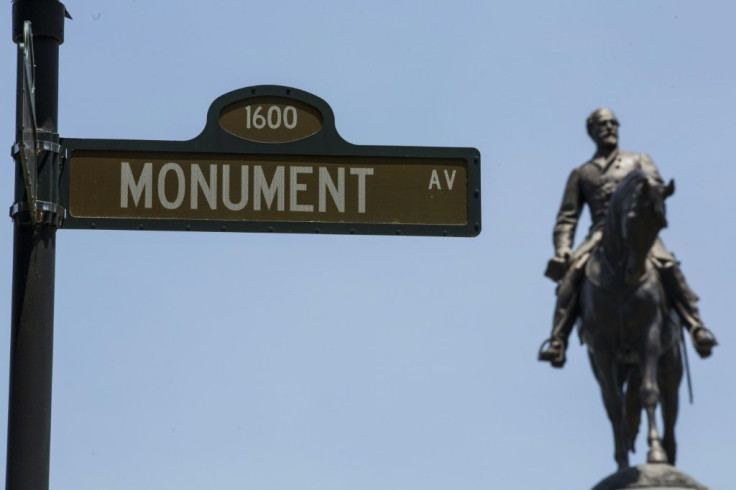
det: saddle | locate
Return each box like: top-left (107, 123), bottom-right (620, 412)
top-left (585, 245), bottom-right (656, 291)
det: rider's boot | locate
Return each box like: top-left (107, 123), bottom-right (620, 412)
top-left (538, 305), bottom-right (576, 368)
top-left (539, 270), bottom-right (580, 368)
top-left (659, 262), bottom-right (718, 358)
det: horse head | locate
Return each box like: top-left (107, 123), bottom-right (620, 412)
top-left (604, 170), bottom-right (675, 284)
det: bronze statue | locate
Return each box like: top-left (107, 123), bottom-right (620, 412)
top-left (539, 108), bottom-right (717, 368)
top-left (537, 109), bottom-right (718, 469)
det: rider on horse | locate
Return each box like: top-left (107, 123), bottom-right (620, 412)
top-left (538, 108), bottom-right (718, 368)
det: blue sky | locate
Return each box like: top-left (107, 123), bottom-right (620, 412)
top-left (1, 1), bottom-right (734, 489)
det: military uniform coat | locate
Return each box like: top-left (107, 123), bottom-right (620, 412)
top-left (554, 149), bottom-right (675, 264)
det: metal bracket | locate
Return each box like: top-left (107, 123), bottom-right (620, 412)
top-left (9, 134), bottom-right (67, 226)
top-left (19, 21), bottom-right (39, 223)
top-left (9, 201), bottom-right (66, 227)
top-left (13, 21), bottom-right (66, 227)
top-left (12, 140), bottom-right (66, 157)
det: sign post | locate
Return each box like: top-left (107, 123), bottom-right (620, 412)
top-left (8, 1), bottom-right (68, 489)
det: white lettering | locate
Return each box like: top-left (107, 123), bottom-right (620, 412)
top-left (429, 169), bottom-right (441, 190)
top-left (190, 164), bottom-right (218, 210)
top-left (318, 167), bottom-right (345, 213)
top-left (267, 106), bottom-right (281, 129)
top-left (444, 169), bottom-right (457, 190)
top-left (290, 166), bottom-right (314, 212)
top-left (246, 105), bottom-right (298, 130)
top-left (158, 163), bottom-right (186, 210)
top-left (283, 106), bottom-right (298, 129)
top-left (121, 162), bottom-right (153, 208)
top-left (253, 165), bottom-right (285, 211)
top-left (222, 165), bottom-right (249, 211)
top-left (350, 168), bottom-right (374, 214)
top-left (119, 162), bottom-right (377, 215)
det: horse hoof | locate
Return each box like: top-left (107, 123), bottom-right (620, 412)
top-left (647, 446), bottom-right (668, 464)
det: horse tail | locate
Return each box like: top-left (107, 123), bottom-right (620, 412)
top-left (625, 369), bottom-right (642, 453)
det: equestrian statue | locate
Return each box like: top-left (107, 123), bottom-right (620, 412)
top-left (538, 108), bottom-right (718, 470)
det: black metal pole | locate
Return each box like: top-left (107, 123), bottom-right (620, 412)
top-left (7, 2), bottom-right (66, 489)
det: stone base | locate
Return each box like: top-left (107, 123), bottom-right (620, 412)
top-left (591, 464), bottom-right (708, 490)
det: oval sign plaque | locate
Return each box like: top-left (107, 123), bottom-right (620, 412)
top-left (219, 96), bottom-right (323, 144)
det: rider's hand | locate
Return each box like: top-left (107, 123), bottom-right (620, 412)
top-left (555, 248), bottom-right (572, 262)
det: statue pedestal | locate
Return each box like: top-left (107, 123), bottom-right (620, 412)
top-left (591, 464), bottom-right (708, 490)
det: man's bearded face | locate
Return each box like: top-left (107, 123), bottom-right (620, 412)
top-left (590, 111), bottom-right (619, 148)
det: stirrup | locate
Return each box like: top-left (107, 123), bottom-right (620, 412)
top-left (538, 338), bottom-right (566, 368)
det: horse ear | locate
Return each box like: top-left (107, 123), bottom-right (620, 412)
top-left (664, 179), bottom-right (675, 199)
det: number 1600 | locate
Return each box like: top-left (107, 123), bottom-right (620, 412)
top-left (245, 105), bottom-right (298, 130)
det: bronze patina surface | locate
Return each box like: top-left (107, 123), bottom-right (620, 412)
top-left (538, 109), bottom-right (717, 475)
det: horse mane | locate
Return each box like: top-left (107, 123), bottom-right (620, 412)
top-left (601, 170), bottom-right (648, 261)
top-left (608, 169), bottom-right (653, 217)
top-left (598, 168), bottom-right (672, 291)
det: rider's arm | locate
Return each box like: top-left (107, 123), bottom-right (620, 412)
top-left (638, 153), bottom-right (664, 183)
top-left (553, 167), bottom-right (584, 258)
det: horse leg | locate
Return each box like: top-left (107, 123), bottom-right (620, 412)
top-left (615, 362), bottom-right (634, 451)
top-left (640, 324), bottom-right (668, 464)
top-left (590, 351), bottom-right (629, 470)
top-left (625, 368), bottom-right (642, 453)
top-left (658, 344), bottom-right (683, 465)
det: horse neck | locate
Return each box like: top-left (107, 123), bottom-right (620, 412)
top-left (601, 203), bottom-right (626, 269)
top-left (601, 202), bottom-right (658, 279)
top-left (626, 218), bottom-right (659, 275)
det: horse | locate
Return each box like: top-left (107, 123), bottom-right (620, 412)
top-left (579, 169), bottom-right (681, 470)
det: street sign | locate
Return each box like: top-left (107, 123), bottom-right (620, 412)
top-left (60, 86), bottom-right (481, 236)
